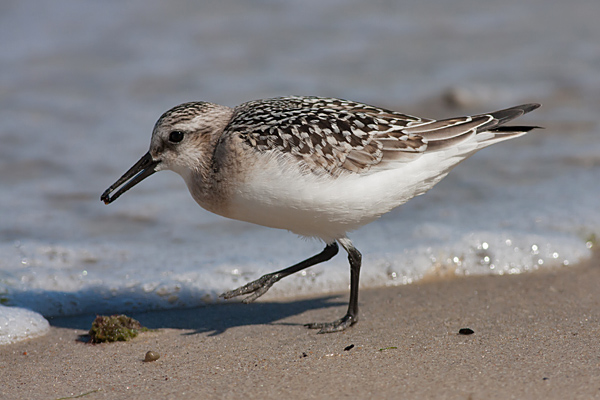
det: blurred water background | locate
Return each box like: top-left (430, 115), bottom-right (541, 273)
top-left (1, 0), bottom-right (599, 343)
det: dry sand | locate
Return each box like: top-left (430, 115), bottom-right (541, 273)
top-left (1, 250), bottom-right (599, 400)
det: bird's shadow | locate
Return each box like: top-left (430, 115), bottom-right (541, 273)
top-left (48, 295), bottom-right (346, 337)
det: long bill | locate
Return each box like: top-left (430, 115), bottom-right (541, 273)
top-left (100, 152), bottom-right (161, 204)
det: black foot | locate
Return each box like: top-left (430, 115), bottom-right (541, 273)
top-left (220, 273), bottom-right (280, 303)
top-left (304, 313), bottom-right (357, 334)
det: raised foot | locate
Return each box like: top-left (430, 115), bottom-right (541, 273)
top-left (305, 313), bottom-right (357, 334)
top-left (220, 273), bottom-right (280, 303)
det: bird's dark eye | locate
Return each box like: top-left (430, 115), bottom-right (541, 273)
top-left (169, 131), bottom-right (185, 143)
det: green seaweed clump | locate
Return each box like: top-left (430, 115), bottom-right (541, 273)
top-left (89, 314), bottom-right (148, 343)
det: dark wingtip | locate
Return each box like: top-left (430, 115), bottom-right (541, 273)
top-left (484, 103), bottom-right (541, 130)
top-left (491, 103), bottom-right (540, 121)
top-left (520, 103), bottom-right (541, 113)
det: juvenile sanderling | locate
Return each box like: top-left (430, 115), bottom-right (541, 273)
top-left (101, 96), bottom-right (540, 333)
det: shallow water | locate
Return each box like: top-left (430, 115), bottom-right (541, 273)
top-left (1, 0), bottom-right (599, 343)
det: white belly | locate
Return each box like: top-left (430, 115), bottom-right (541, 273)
top-left (222, 151), bottom-right (461, 241)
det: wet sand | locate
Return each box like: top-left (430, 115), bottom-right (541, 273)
top-left (1, 250), bottom-right (599, 400)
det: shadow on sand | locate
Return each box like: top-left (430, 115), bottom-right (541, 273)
top-left (47, 295), bottom-right (347, 336)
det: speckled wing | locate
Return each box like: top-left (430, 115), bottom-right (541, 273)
top-left (224, 96), bottom-right (538, 176)
top-left (223, 96), bottom-right (425, 176)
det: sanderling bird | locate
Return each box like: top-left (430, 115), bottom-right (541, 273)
top-left (101, 96), bottom-right (540, 333)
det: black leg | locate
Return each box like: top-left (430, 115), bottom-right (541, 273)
top-left (305, 237), bottom-right (362, 333)
top-left (220, 242), bottom-right (339, 303)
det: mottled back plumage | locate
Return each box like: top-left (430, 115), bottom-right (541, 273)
top-left (224, 96), bottom-right (539, 177)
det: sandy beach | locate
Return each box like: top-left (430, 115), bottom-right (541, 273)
top-left (2, 1), bottom-right (600, 399)
top-left (1, 249), bottom-right (598, 400)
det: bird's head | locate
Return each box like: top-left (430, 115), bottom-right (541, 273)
top-left (100, 101), bottom-right (233, 204)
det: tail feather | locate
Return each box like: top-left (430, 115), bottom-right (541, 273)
top-left (372, 102), bottom-right (542, 172)
top-left (478, 103), bottom-right (541, 132)
top-left (418, 103), bottom-right (542, 153)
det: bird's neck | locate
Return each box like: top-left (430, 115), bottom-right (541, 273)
top-left (184, 106), bottom-right (237, 216)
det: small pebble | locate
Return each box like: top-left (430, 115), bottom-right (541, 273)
top-left (344, 344), bottom-right (354, 351)
top-left (458, 328), bottom-right (474, 335)
top-left (144, 351), bottom-right (160, 362)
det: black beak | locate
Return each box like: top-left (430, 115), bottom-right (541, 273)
top-left (101, 152), bottom-right (161, 204)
